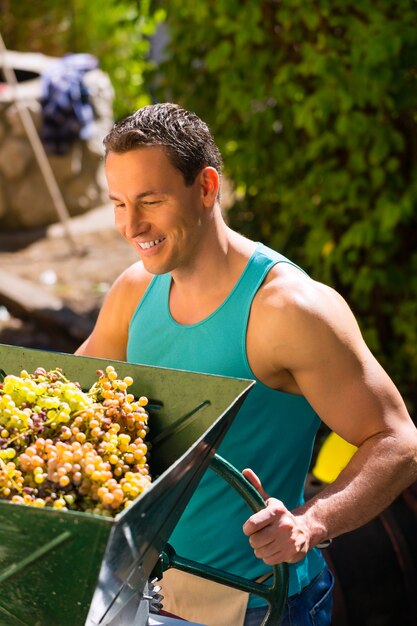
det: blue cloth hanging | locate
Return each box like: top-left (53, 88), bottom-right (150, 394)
top-left (40, 53), bottom-right (99, 155)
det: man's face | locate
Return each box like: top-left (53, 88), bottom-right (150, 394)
top-left (106, 146), bottom-right (205, 275)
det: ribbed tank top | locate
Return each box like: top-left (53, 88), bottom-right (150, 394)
top-left (127, 243), bottom-right (325, 603)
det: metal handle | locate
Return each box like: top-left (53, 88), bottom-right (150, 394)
top-left (159, 453), bottom-right (288, 625)
top-left (210, 453), bottom-right (289, 625)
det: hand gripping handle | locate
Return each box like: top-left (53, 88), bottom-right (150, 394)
top-left (160, 453), bottom-right (289, 625)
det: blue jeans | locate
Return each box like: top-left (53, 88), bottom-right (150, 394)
top-left (243, 567), bottom-right (334, 626)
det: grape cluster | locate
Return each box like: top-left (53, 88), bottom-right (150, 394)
top-left (0, 365), bottom-right (151, 516)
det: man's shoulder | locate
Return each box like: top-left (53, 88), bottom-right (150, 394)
top-left (257, 262), bottom-right (342, 321)
top-left (114, 260), bottom-right (154, 291)
top-left (250, 264), bottom-right (357, 377)
top-left (106, 261), bottom-right (155, 314)
top-left (259, 260), bottom-right (313, 303)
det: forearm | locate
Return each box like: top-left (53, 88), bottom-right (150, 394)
top-left (296, 430), bottom-right (417, 547)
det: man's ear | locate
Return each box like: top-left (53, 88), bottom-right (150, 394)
top-left (199, 167), bottom-right (219, 206)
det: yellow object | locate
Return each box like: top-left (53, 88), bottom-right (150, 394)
top-left (312, 432), bottom-right (358, 483)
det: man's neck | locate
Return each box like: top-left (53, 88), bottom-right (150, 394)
top-left (168, 227), bottom-right (256, 324)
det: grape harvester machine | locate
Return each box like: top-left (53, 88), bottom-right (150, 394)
top-left (0, 344), bottom-right (288, 626)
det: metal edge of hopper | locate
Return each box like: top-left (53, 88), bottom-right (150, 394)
top-left (87, 374), bottom-right (255, 625)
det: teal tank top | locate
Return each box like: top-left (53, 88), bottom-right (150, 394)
top-left (127, 243), bottom-right (325, 604)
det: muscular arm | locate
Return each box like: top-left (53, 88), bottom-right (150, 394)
top-left (76, 261), bottom-right (152, 361)
top-left (243, 267), bottom-right (417, 564)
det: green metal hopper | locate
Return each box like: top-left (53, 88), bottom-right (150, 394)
top-left (0, 343), bottom-right (288, 626)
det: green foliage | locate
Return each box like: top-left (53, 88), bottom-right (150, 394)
top-left (150, 0), bottom-right (417, 415)
top-left (1, 0), bottom-right (163, 118)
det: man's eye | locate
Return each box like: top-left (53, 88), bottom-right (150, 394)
top-left (143, 200), bottom-right (161, 206)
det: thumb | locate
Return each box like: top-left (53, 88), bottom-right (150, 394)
top-left (242, 468), bottom-right (270, 502)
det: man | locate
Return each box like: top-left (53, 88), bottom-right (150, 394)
top-left (76, 103), bottom-right (417, 625)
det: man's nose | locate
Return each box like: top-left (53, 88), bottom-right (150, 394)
top-left (124, 205), bottom-right (149, 238)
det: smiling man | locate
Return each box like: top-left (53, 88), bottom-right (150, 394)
top-left (76, 103), bottom-right (417, 626)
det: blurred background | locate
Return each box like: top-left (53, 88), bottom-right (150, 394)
top-left (0, 2), bottom-right (417, 624)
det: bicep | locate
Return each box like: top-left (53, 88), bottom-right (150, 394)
top-left (296, 346), bottom-right (409, 447)
top-left (280, 287), bottom-right (412, 446)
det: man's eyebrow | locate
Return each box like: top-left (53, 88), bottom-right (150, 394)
top-left (108, 191), bottom-right (165, 201)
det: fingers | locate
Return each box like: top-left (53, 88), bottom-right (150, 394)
top-left (242, 467), bottom-right (270, 501)
top-left (243, 498), bottom-right (310, 565)
top-left (248, 527), bottom-right (308, 565)
top-left (248, 521), bottom-right (279, 550)
top-left (242, 497), bottom-right (287, 535)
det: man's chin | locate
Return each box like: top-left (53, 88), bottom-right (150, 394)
top-left (140, 258), bottom-right (172, 276)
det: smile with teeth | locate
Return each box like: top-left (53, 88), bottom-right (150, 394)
top-left (138, 237), bottom-right (165, 250)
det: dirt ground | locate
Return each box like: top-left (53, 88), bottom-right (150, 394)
top-left (0, 204), bottom-right (138, 353)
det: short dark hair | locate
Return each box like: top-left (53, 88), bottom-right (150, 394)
top-left (103, 103), bottom-right (223, 187)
